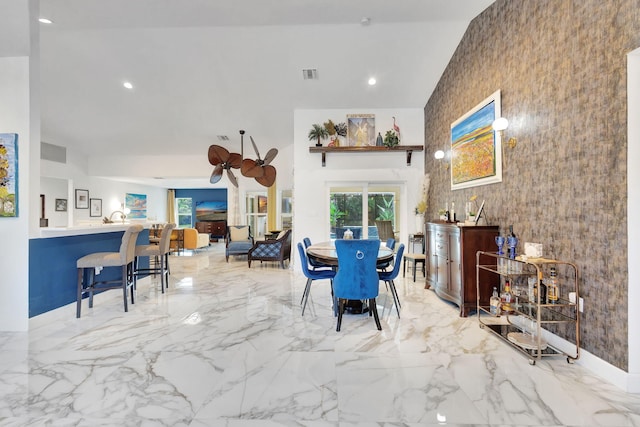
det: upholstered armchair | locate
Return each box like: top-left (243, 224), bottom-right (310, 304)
top-left (247, 229), bottom-right (292, 269)
top-left (183, 228), bottom-right (210, 252)
top-left (225, 225), bottom-right (254, 262)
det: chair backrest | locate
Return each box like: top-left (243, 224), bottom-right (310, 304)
top-left (386, 238), bottom-right (396, 250)
top-left (302, 237), bottom-right (326, 268)
top-left (227, 225), bottom-right (252, 243)
top-left (375, 220), bottom-right (395, 242)
top-left (119, 224), bottom-right (144, 264)
top-left (333, 239), bottom-right (380, 300)
top-left (159, 223), bottom-right (176, 254)
top-left (384, 243), bottom-right (405, 280)
top-left (297, 242), bottom-right (313, 279)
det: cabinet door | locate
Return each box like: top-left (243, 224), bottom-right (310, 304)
top-left (448, 232), bottom-right (462, 298)
top-left (426, 226), bottom-right (438, 287)
top-left (436, 253), bottom-right (449, 291)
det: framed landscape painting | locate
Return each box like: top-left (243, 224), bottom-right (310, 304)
top-left (0, 133), bottom-right (18, 217)
top-left (450, 90), bottom-right (503, 190)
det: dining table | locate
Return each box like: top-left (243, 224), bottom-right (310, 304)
top-left (305, 240), bottom-right (394, 314)
top-left (305, 240), bottom-right (394, 267)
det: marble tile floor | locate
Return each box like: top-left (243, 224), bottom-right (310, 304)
top-left (1, 243), bottom-right (640, 426)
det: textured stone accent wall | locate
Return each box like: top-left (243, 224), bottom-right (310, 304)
top-left (424, 0), bottom-right (640, 370)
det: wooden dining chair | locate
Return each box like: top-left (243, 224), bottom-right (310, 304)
top-left (333, 239), bottom-right (382, 332)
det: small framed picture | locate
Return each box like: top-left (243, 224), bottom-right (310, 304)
top-left (90, 198), bottom-right (102, 217)
top-left (75, 189), bottom-right (89, 209)
top-left (55, 198), bottom-right (67, 212)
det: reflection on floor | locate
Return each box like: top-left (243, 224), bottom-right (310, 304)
top-left (2, 243), bottom-right (640, 426)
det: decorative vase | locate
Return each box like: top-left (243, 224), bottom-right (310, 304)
top-left (376, 132), bottom-right (383, 147)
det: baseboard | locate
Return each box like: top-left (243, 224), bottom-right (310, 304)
top-left (542, 329), bottom-right (640, 393)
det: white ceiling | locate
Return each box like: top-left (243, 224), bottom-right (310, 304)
top-left (5, 0), bottom-right (495, 188)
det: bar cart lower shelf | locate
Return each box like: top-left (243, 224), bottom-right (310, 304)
top-left (476, 251), bottom-right (581, 365)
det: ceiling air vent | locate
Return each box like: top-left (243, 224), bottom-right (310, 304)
top-left (302, 69), bottom-right (318, 80)
top-left (217, 135), bottom-right (229, 141)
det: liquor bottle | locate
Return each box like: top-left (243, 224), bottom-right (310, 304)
top-left (538, 280), bottom-right (547, 304)
top-left (444, 203), bottom-right (450, 222)
top-left (501, 280), bottom-right (513, 313)
top-left (548, 267), bottom-right (559, 303)
top-left (490, 287), bottom-right (501, 315)
top-left (451, 202), bottom-right (456, 222)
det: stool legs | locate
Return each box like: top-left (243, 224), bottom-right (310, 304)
top-left (76, 263), bottom-right (135, 318)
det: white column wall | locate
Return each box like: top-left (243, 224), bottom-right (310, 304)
top-left (0, 56), bottom-right (30, 330)
top-left (626, 48), bottom-right (640, 393)
top-left (293, 108), bottom-right (425, 263)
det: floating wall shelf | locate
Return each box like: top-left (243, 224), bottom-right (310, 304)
top-left (309, 145), bottom-right (424, 167)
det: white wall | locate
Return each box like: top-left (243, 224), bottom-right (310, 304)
top-left (42, 151), bottom-right (168, 226)
top-left (626, 48), bottom-right (640, 393)
top-left (0, 56), bottom-right (30, 330)
top-left (293, 108), bottom-right (425, 263)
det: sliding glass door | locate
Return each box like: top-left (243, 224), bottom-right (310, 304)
top-left (329, 184), bottom-right (401, 240)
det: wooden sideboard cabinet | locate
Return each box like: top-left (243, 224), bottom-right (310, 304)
top-left (195, 220), bottom-right (226, 241)
top-left (426, 222), bottom-right (499, 317)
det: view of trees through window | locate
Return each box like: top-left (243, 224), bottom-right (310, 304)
top-left (176, 197), bottom-right (192, 228)
top-left (329, 188), bottom-right (398, 239)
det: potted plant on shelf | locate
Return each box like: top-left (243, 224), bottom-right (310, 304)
top-left (383, 130), bottom-right (399, 147)
top-left (308, 124), bottom-right (329, 147)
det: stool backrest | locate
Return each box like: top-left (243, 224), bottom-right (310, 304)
top-left (159, 223), bottom-right (176, 254)
top-left (120, 224), bottom-right (144, 264)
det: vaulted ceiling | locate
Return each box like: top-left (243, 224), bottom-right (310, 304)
top-left (3, 0), bottom-right (495, 188)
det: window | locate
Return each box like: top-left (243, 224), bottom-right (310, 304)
top-left (329, 185), bottom-right (400, 240)
top-left (245, 191), bottom-right (267, 240)
top-left (176, 197), bottom-right (192, 228)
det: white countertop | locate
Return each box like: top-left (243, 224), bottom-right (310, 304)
top-left (37, 222), bottom-right (152, 238)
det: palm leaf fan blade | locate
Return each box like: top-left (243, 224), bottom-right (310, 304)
top-left (210, 164), bottom-right (224, 184)
top-left (241, 159), bottom-right (264, 178)
top-left (263, 148), bottom-right (278, 164)
top-left (227, 169), bottom-right (239, 187)
top-left (256, 165), bottom-right (276, 187)
top-left (208, 145), bottom-right (230, 165)
top-left (227, 152), bottom-right (243, 169)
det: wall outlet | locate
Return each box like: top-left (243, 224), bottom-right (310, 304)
top-left (569, 292), bottom-right (584, 312)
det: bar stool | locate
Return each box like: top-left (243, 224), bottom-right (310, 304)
top-left (134, 223), bottom-right (176, 292)
top-left (403, 252), bottom-right (426, 282)
top-left (76, 224), bottom-right (143, 318)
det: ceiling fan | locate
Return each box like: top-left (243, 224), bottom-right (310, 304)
top-left (240, 134), bottom-right (278, 187)
top-left (208, 145), bottom-right (242, 187)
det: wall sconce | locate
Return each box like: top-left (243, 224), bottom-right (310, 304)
top-left (434, 149), bottom-right (449, 170)
top-left (492, 117), bottom-right (517, 149)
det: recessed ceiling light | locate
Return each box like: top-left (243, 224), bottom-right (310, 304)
top-left (39, 18), bottom-right (53, 24)
top-left (123, 82), bottom-right (133, 89)
top-left (368, 77), bottom-right (377, 86)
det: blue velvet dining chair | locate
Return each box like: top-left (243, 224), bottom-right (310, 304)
top-left (297, 243), bottom-right (336, 316)
top-left (303, 237), bottom-right (333, 271)
top-left (377, 237), bottom-right (396, 271)
top-left (378, 243), bottom-right (405, 318)
top-left (333, 239), bottom-right (382, 332)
